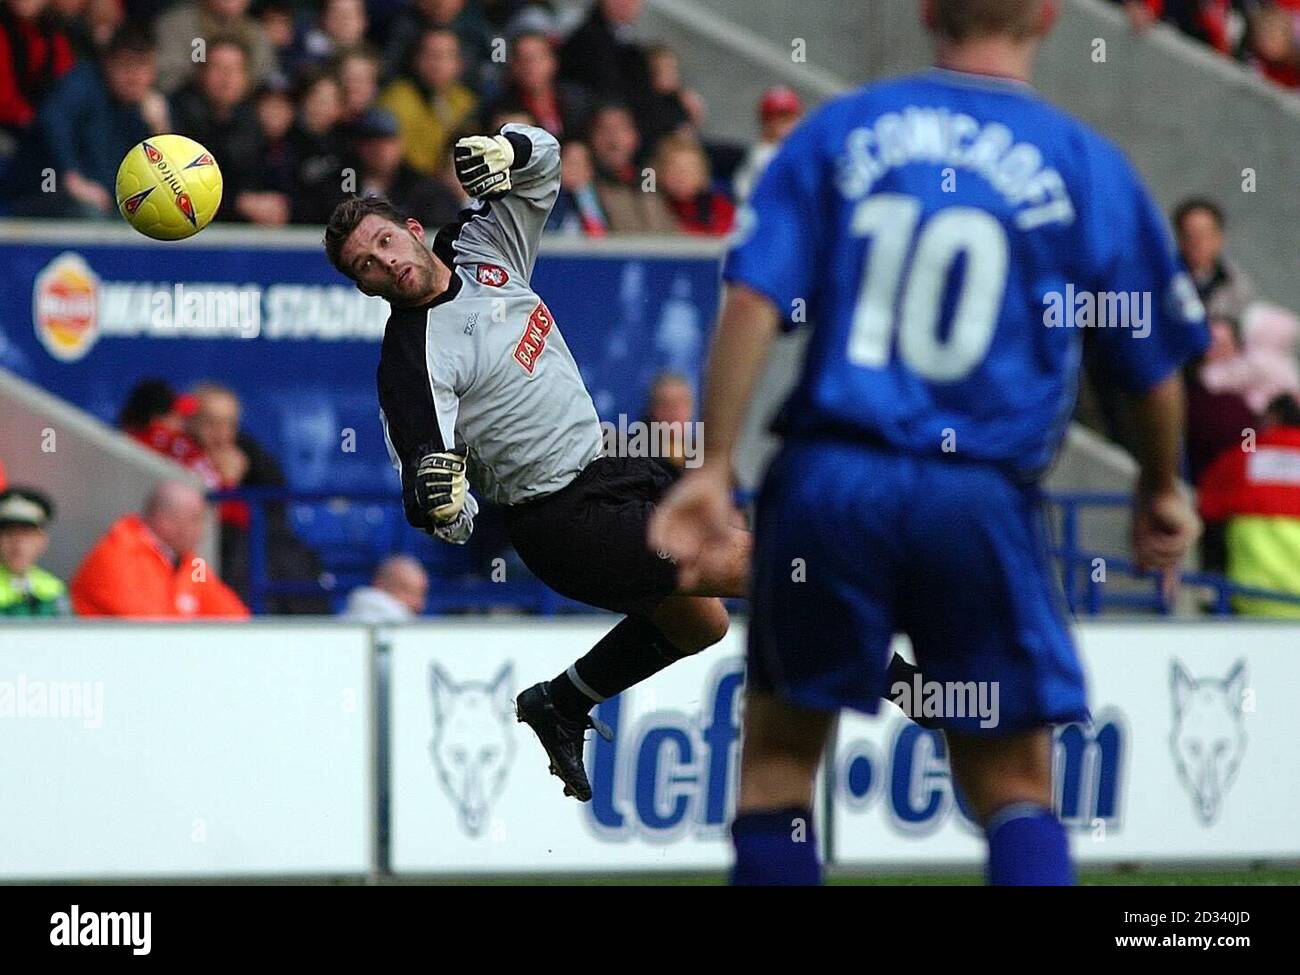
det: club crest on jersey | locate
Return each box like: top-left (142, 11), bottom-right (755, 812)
top-left (513, 301), bottom-right (553, 374)
top-left (476, 263), bottom-right (509, 287)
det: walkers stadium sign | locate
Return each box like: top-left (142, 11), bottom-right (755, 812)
top-left (31, 252), bottom-right (389, 362)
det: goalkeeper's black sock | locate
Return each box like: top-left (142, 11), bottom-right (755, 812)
top-left (548, 616), bottom-right (686, 722)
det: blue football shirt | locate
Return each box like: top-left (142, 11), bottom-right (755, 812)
top-left (724, 68), bottom-right (1209, 477)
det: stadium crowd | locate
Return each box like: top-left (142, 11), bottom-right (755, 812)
top-left (3, 1), bottom-right (1300, 620)
top-left (1111, 0), bottom-right (1300, 87)
top-left (0, 0), bottom-right (806, 232)
top-left (0, 367), bottom-right (700, 619)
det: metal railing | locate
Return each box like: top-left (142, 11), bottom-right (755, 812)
top-left (1051, 492), bottom-right (1300, 615)
top-left (213, 487), bottom-right (1300, 618)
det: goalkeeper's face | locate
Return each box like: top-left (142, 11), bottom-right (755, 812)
top-left (342, 214), bottom-right (440, 306)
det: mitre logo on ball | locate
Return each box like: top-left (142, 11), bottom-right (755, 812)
top-left (115, 134), bottom-right (223, 241)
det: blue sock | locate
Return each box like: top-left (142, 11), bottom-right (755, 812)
top-left (985, 803), bottom-right (1075, 885)
top-left (730, 807), bottom-right (821, 886)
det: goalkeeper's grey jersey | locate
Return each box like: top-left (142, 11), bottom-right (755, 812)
top-left (377, 124), bottom-right (603, 517)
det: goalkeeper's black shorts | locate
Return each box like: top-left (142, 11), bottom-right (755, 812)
top-left (503, 456), bottom-right (683, 617)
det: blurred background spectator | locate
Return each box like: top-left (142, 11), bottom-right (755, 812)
top-left (171, 34), bottom-right (289, 225)
top-left (1199, 393), bottom-right (1300, 616)
top-left (340, 553), bottom-right (427, 621)
top-left (643, 371), bottom-right (694, 469)
top-left (488, 30), bottom-right (589, 140)
top-left (155, 0), bottom-right (276, 96)
top-left (185, 382), bottom-right (328, 613)
top-left (382, 0), bottom-right (490, 89)
top-left (289, 67), bottom-right (346, 224)
top-left (1121, 1), bottom-right (1236, 54)
top-left (1114, 0), bottom-right (1300, 90)
top-left (378, 26), bottom-right (475, 177)
top-left (70, 480), bottom-right (249, 618)
top-left (119, 378), bottom-right (220, 488)
top-left (0, 0), bottom-right (76, 143)
top-left (286, 0), bottom-right (367, 76)
top-left (51, 0), bottom-right (122, 61)
top-left (0, 486), bottom-right (69, 616)
top-left (2, 23), bottom-right (160, 217)
top-left (1174, 197), bottom-right (1255, 323)
top-left (644, 43), bottom-right (703, 142)
top-left (1247, 0), bottom-right (1300, 87)
top-left (1186, 317), bottom-right (1258, 487)
top-left (252, 75), bottom-right (296, 196)
top-left (1198, 302), bottom-right (1300, 416)
top-left (335, 42), bottom-right (380, 125)
top-left (559, 0), bottom-right (656, 135)
top-left (349, 105), bottom-right (460, 227)
top-left (733, 86), bottom-right (804, 203)
top-left (545, 138), bottom-right (606, 236)
top-left (252, 0), bottom-right (295, 64)
top-left (588, 100), bottom-right (674, 233)
top-left (654, 133), bottom-right (733, 236)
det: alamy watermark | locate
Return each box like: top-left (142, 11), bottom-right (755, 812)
top-left (147, 284), bottom-right (261, 338)
top-left (0, 674), bottom-right (104, 729)
top-left (1043, 284), bottom-right (1151, 338)
top-left (600, 415), bottom-right (704, 468)
top-left (891, 675), bottom-right (1000, 729)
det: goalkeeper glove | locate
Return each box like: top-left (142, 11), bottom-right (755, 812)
top-left (454, 134), bottom-right (516, 197)
top-left (414, 451), bottom-right (468, 525)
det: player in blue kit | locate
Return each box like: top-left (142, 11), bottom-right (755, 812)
top-left (651, 0), bottom-right (1208, 885)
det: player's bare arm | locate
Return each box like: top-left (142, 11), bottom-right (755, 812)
top-left (649, 284), bottom-right (780, 590)
top-left (1129, 372), bottom-right (1202, 599)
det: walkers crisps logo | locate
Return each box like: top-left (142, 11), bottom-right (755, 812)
top-left (28, 253), bottom-right (391, 360)
top-left (33, 252), bottom-right (100, 362)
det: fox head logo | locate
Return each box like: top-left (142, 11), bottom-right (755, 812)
top-left (1170, 660), bottom-right (1248, 825)
top-left (429, 663), bottom-right (515, 836)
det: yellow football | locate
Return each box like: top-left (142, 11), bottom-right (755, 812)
top-left (115, 134), bottom-right (223, 240)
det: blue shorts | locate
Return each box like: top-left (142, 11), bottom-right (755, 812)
top-left (748, 439), bottom-right (1088, 735)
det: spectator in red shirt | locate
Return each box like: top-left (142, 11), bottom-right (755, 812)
top-left (118, 378), bottom-right (221, 488)
top-left (655, 134), bottom-right (734, 236)
top-left (1123, 1), bottom-right (1234, 54)
top-left (0, 0), bottom-right (75, 135)
top-left (1248, 2), bottom-right (1300, 88)
top-left (488, 30), bottom-right (591, 140)
top-left (1197, 394), bottom-right (1300, 616)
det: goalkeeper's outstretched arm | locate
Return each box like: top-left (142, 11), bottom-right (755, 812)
top-left (449, 124), bottom-right (561, 281)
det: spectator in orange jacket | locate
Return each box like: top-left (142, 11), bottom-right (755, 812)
top-left (70, 480), bottom-right (249, 618)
